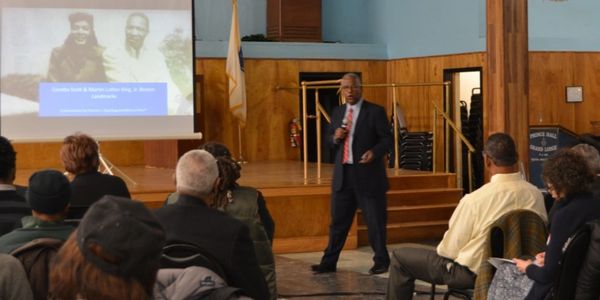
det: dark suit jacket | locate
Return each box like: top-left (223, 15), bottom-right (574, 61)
top-left (153, 194), bottom-right (270, 300)
top-left (329, 100), bottom-right (392, 194)
top-left (70, 171), bottom-right (130, 207)
top-left (0, 190), bottom-right (31, 235)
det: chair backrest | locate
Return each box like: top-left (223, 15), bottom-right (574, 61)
top-left (65, 205), bottom-right (89, 220)
top-left (10, 238), bottom-right (64, 300)
top-left (473, 209), bottom-right (548, 300)
top-left (547, 225), bottom-right (592, 300)
top-left (0, 215), bottom-right (24, 235)
top-left (160, 241), bottom-right (228, 283)
top-left (574, 220), bottom-right (600, 300)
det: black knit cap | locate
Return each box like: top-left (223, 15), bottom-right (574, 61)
top-left (77, 195), bottom-right (165, 289)
top-left (26, 169), bottom-right (71, 214)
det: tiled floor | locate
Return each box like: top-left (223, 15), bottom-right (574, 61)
top-left (275, 243), bottom-right (449, 299)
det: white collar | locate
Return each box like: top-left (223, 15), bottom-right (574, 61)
top-left (0, 184), bottom-right (16, 191)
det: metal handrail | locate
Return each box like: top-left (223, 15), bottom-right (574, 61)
top-left (299, 80), bottom-right (455, 181)
top-left (432, 102), bottom-right (476, 192)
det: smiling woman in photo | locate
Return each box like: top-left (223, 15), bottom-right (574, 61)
top-left (47, 12), bottom-right (107, 83)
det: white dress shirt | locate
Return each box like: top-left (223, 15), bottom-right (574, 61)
top-left (343, 99), bottom-right (363, 164)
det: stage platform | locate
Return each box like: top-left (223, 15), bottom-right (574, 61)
top-left (15, 161), bottom-right (462, 254)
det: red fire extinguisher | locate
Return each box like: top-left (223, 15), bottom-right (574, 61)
top-left (289, 118), bottom-right (302, 148)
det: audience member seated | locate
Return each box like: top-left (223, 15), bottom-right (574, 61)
top-left (0, 169), bottom-right (74, 253)
top-left (49, 195), bottom-right (165, 300)
top-left (0, 136), bottom-right (31, 235)
top-left (571, 143), bottom-right (600, 199)
top-left (154, 150), bottom-right (270, 300)
top-left (165, 142), bottom-right (275, 241)
top-left (386, 133), bottom-right (548, 300)
top-left (547, 143), bottom-right (600, 225)
top-left (201, 142), bottom-right (275, 241)
top-left (164, 142), bottom-right (277, 298)
top-left (514, 149), bottom-right (600, 299)
top-left (167, 142), bottom-right (277, 297)
top-left (212, 154), bottom-right (277, 299)
top-left (60, 133), bottom-right (130, 218)
top-left (0, 253), bottom-right (34, 300)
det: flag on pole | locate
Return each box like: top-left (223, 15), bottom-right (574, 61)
top-left (226, 0), bottom-right (246, 125)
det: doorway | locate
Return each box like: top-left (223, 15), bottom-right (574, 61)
top-left (443, 68), bottom-right (483, 192)
top-left (299, 72), bottom-right (357, 163)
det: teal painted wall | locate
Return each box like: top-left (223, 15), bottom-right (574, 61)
top-left (529, 0), bottom-right (600, 51)
top-left (381, 0), bottom-right (486, 58)
top-left (194, 0), bottom-right (600, 59)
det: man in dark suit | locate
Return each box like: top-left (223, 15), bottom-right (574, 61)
top-left (0, 136), bottom-right (31, 235)
top-left (312, 73), bottom-right (392, 275)
top-left (154, 150), bottom-right (270, 300)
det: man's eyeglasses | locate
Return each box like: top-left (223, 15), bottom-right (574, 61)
top-left (340, 85), bottom-right (361, 91)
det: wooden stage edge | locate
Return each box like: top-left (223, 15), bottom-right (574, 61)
top-left (15, 161), bottom-right (453, 254)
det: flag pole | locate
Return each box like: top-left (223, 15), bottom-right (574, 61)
top-left (237, 123), bottom-right (246, 164)
top-left (227, 0), bottom-right (247, 165)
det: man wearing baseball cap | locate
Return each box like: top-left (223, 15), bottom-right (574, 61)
top-left (0, 169), bottom-right (74, 253)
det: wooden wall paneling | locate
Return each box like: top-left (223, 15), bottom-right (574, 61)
top-left (97, 141), bottom-right (145, 166)
top-left (528, 52), bottom-right (600, 136)
top-left (14, 141), bottom-right (144, 171)
top-left (194, 59), bottom-right (234, 147)
top-left (13, 142), bottom-right (63, 170)
top-left (528, 52), bottom-right (575, 130)
top-left (387, 53), bottom-right (486, 171)
top-left (195, 58), bottom-right (387, 162)
top-left (15, 54), bottom-right (502, 172)
top-left (573, 52), bottom-right (600, 133)
top-left (249, 59), bottom-right (300, 161)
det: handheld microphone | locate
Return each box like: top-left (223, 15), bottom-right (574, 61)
top-left (341, 118), bottom-right (348, 129)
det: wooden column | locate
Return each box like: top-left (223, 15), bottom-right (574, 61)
top-left (143, 140), bottom-right (201, 168)
top-left (486, 0), bottom-right (529, 167)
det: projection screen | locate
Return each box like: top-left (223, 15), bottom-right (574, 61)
top-left (0, 0), bottom-right (196, 141)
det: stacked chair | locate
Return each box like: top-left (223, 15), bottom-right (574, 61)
top-left (399, 131), bottom-right (433, 171)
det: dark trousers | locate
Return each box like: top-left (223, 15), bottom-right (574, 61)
top-left (386, 245), bottom-right (476, 300)
top-left (320, 165), bottom-right (390, 267)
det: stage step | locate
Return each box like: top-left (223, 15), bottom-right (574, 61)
top-left (387, 173), bottom-right (457, 190)
top-left (387, 188), bottom-right (463, 206)
top-left (358, 203), bottom-right (457, 224)
top-left (357, 177), bottom-right (462, 246)
top-left (358, 221), bottom-right (449, 244)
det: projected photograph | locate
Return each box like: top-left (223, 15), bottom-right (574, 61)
top-left (1, 8), bottom-right (193, 117)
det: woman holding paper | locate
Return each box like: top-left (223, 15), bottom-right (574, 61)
top-left (514, 149), bottom-right (600, 299)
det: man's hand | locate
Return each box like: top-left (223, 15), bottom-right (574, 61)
top-left (334, 128), bottom-right (348, 142)
top-left (513, 258), bottom-right (533, 273)
top-left (359, 150), bottom-right (374, 163)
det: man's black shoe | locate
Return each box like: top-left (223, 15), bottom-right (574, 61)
top-left (368, 264), bottom-right (389, 275)
top-left (311, 264), bottom-right (336, 273)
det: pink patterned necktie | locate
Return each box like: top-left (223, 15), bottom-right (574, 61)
top-left (342, 108), bottom-right (354, 163)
